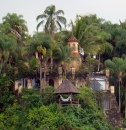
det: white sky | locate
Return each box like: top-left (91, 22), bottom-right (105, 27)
top-left (0, 0), bottom-right (126, 35)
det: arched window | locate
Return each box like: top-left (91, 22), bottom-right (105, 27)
top-left (49, 79), bottom-right (54, 87)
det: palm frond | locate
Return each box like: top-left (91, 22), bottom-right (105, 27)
top-left (36, 14), bottom-right (47, 21)
top-left (104, 42), bottom-right (113, 54)
top-left (56, 16), bottom-right (66, 25)
top-left (29, 56), bottom-right (38, 70)
top-left (36, 20), bottom-right (45, 31)
top-left (56, 21), bottom-right (62, 31)
top-left (55, 10), bottom-right (64, 15)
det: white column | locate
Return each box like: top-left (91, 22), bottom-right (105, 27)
top-left (27, 79), bottom-right (32, 89)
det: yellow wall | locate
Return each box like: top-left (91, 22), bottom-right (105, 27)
top-left (68, 41), bottom-right (79, 53)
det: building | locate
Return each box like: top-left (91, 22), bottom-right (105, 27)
top-left (14, 35), bottom-right (123, 128)
top-left (15, 35), bottom-right (84, 90)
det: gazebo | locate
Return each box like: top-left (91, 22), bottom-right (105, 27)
top-left (53, 79), bottom-right (81, 106)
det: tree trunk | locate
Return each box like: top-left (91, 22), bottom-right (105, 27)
top-left (98, 54), bottom-right (101, 72)
top-left (119, 81), bottom-right (121, 112)
top-left (51, 57), bottom-right (53, 69)
top-left (40, 60), bottom-right (43, 92)
top-left (43, 61), bottom-right (47, 93)
top-left (125, 92), bottom-right (126, 118)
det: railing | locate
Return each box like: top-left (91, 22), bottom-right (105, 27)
top-left (59, 98), bottom-right (80, 107)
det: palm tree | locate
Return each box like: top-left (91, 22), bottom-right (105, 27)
top-left (29, 33), bottom-right (53, 92)
top-left (115, 24), bottom-right (126, 57)
top-left (2, 13), bottom-right (28, 44)
top-left (101, 21), bottom-right (126, 59)
top-left (0, 23), bottom-right (17, 70)
top-left (36, 4), bottom-right (66, 36)
top-left (70, 15), bottom-right (110, 54)
top-left (95, 30), bottom-right (113, 71)
top-left (70, 15), bottom-right (113, 71)
top-left (0, 22), bottom-right (28, 93)
top-left (104, 57), bottom-right (126, 112)
top-left (54, 31), bottom-right (71, 46)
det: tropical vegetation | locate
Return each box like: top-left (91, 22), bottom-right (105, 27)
top-left (0, 87), bottom-right (113, 130)
top-left (1, 4), bottom-right (126, 129)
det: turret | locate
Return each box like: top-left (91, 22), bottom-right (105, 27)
top-left (67, 35), bottom-right (79, 53)
top-left (67, 36), bottom-right (82, 71)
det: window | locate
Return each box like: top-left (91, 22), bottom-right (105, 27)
top-left (72, 43), bottom-right (76, 51)
top-left (90, 77), bottom-right (106, 90)
top-left (102, 98), bottom-right (110, 110)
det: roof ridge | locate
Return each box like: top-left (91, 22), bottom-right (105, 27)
top-left (53, 79), bottom-right (80, 94)
top-left (67, 36), bottom-right (78, 42)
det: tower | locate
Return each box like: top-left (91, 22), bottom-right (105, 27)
top-left (67, 36), bottom-right (82, 70)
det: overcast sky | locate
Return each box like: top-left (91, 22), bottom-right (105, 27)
top-left (0, 0), bottom-right (126, 35)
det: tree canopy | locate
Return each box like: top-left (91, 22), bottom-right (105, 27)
top-left (1, 4), bottom-right (126, 129)
top-left (36, 4), bottom-right (66, 35)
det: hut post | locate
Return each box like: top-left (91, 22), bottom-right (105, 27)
top-left (71, 93), bottom-right (73, 104)
top-left (59, 94), bottom-right (61, 105)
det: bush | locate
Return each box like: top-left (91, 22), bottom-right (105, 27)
top-left (21, 88), bottom-right (43, 109)
top-left (20, 86), bottom-right (54, 108)
top-left (0, 86), bottom-right (113, 130)
top-left (40, 86), bottom-right (55, 105)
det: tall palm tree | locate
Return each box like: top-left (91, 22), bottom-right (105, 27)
top-left (52, 43), bottom-right (72, 79)
top-left (95, 30), bottom-right (113, 71)
top-left (0, 23), bottom-right (17, 71)
top-left (2, 13), bottom-right (28, 44)
top-left (104, 57), bottom-right (126, 112)
top-left (36, 4), bottom-right (66, 35)
top-left (115, 25), bottom-right (126, 57)
top-left (0, 23), bottom-right (28, 93)
top-left (70, 15), bottom-right (112, 55)
top-left (28, 33), bottom-right (53, 92)
top-left (102, 21), bottom-right (126, 59)
top-left (70, 15), bottom-right (113, 71)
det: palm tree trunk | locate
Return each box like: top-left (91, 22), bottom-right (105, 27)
top-left (51, 56), bottom-right (53, 69)
top-left (40, 60), bottom-right (43, 92)
top-left (51, 20), bottom-right (54, 39)
top-left (119, 81), bottom-right (121, 112)
top-left (125, 92), bottom-right (126, 118)
top-left (43, 61), bottom-right (47, 93)
top-left (98, 54), bottom-right (100, 72)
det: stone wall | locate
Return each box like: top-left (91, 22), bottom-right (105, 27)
top-left (104, 92), bottom-right (123, 128)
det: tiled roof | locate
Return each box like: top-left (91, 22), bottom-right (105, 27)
top-left (67, 36), bottom-right (78, 42)
top-left (53, 79), bottom-right (80, 94)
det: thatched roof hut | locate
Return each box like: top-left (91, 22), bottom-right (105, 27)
top-left (53, 79), bottom-right (80, 94)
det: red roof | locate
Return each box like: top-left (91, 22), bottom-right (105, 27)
top-left (67, 36), bottom-right (78, 42)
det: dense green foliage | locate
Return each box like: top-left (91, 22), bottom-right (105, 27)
top-left (1, 4), bottom-right (126, 129)
top-left (0, 87), bottom-right (113, 130)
